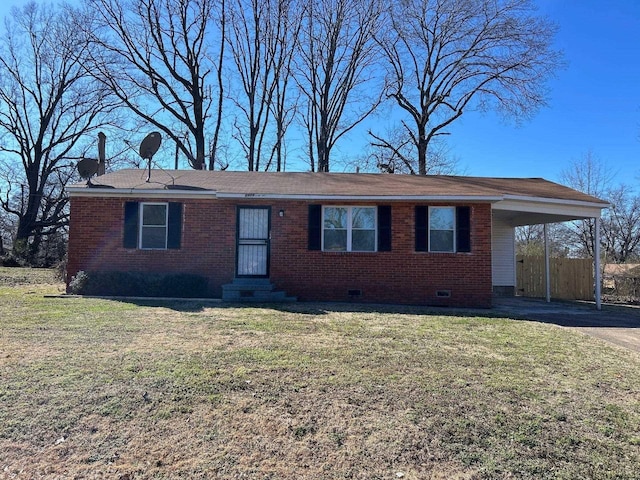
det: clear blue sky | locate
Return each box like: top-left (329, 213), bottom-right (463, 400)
top-left (1, 0), bottom-right (638, 185)
top-left (446, 0), bottom-right (640, 184)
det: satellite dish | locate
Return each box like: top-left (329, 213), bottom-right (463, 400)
top-left (77, 158), bottom-right (99, 181)
top-left (139, 131), bottom-right (162, 159)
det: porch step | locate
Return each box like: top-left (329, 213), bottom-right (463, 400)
top-left (222, 279), bottom-right (296, 303)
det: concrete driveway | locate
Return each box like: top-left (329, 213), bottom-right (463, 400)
top-left (492, 297), bottom-right (640, 353)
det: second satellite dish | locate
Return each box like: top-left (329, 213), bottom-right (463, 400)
top-left (77, 158), bottom-right (99, 181)
top-left (139, 132), bottom-right (162, 159)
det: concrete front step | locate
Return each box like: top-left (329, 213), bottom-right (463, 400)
top-left (222, 278), bottom-right (296, 302)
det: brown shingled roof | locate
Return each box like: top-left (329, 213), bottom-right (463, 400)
top-left (68, 169), bottom-right (607, 205)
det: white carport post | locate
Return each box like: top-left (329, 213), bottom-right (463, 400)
top-left (543, 223), bottom-right (551, 303)
top-left (594, 217), bottom-right (602, 310)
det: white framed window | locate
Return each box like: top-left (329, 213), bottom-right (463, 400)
top-left (323, 206), bottom-right (376, 252)
top-left (429, 206), bottom-right (455, 252)
top-left (139, 202), bottom-right (168, 249)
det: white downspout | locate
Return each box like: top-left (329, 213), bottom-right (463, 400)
top-left (594, 217), bottom-right (602, 310)
top-left (544, 223), bottom-right (551, 303)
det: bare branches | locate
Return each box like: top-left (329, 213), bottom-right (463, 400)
top-left (367, 124), bottom-right (459, 175)
top-left (297, 0), bottom-right (383, 172)
top-left (83, 0), bottom-right (225, 169)
top-left (373, 0), bottom-right (562, 174)
top-left (227, 0), bottom-right (300, 171)
top-left (602, 185), bottom-right (640, 263)
top-left (0, 2), bottom-right (116, 263)
top-left (558, 152), bottom-right (640, 263)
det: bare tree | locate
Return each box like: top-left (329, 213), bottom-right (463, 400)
top-left (601, 185), bottom-right (640, 263)
top-left (0, 2), bottom-right (116, 264)
top-left (227, 0), bottom-right (300, 171)
top-left (559, 151), bottom-right (614, 257)
top-left (296, 0), bottom-right (383, 172)
top-left (367, 126), bottom-right (459, 174)
top-left (265, 0), bottom-right (301, 172)
top-left (374, 0), bottom-right (562, 175)
top-left (559, 154), bottom-right (640, 263)
top-left (515, 224), bottom-right (570, 257)
top-left (83, 0), bottom-right (227, 170)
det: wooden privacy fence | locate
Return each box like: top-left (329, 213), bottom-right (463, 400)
top-left (516, 255), bottom-right (594, 301)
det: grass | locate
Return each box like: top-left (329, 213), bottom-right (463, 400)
top-left (0, 267), bottom-right (639, 479)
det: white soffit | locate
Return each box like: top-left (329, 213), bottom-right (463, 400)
top-left (493, 196), bottom-right (607, 219)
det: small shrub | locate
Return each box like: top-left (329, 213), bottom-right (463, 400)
top-left (160, 273), bottom-right (209, 298)
top-left (68, 270), bottom-right (89, 294)
top-left (2, 255), bottom-right (24, 267)
top-left (68, 270), bottom-right (209, 298)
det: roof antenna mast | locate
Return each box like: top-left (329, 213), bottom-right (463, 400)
top-left (139, 132), bottom-right (162, 182)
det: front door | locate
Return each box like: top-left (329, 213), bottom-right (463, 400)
top-left (236, 207), bottom-right (270, 277)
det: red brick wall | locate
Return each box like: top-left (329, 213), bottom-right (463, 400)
top-left (67, 197), bottom-right (493, 307)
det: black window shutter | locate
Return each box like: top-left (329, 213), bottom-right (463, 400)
top-left (123, 201), bottom-right (139, 248)
top-left (308, 204), bottom-right (322, 250)
top-left (377, 205), bottom-right (392, 251)
top-left (456, 206), bottom-right (471, 253)
top-left (415, 206), bottom-right (428, 252)
top-left (167, 202), bottom-right (183, 249)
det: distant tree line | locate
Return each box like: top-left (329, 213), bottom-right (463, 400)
top-left (0, 0), bottom-right (563, 265)
top-left (516, 152), bottom-right (640, 267)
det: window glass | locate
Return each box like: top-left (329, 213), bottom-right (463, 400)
top-left (142, 204), bottom-right (167, 226)
top-left (352, 230), bottom-right (375, 251)
top-left (324, 207), bottom-right (347, 229)
top-left (430, 230), bottom-right (454, 252)
top-left (429, 207), bottom-right (455, 252)
top-left (324, 229), bottom-right (347, 251)
top-left (323, 207), bottom-right (347, 250)
top-left (351, 207), bottom-right (375, 251)
top-left (141, 227), bottom-right (168, 249)
top-left (430, 207), bottom-right (454, 230)
top-left (352, 207), bottom-right (375, 229)
top-left (140, 203), bottom-right (167, 249)
top-left (323, 206), bottom-right (376, 252)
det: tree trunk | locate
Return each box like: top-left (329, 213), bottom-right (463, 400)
top-left (417, 125), bottom-right (427, 175)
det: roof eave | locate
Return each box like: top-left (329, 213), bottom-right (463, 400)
top-left (501, 194), bottom-right (609, 209)
top-left (215, 193), bottom-right (503, 202)
top-left (66, 187), bottom-right (218, 199)
top-left (494, 196), bottom-right (609, 220)
top-left (66, 187), bottom-right (503, 202)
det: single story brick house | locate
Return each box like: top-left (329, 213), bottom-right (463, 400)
top-left (66, 169), bottom-right (608, 307)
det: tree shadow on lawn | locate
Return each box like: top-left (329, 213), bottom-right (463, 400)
top-left (93, 295), bottom-right (640, 329)
top-left (107, 296), bottom-right (499, 317)
top-left (96, 295), bottom-right (485, 316)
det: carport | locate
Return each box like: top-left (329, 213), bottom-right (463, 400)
top-left (491, 192), bottom-right (609, 309)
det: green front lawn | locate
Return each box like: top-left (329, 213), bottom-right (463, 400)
top-left (1, 268), bottom-right (639, 479)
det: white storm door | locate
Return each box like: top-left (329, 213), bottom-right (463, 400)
top-left (236, 207), bottom-right (270, 277)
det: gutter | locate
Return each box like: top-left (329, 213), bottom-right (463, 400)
top-left (66, 187), bottom-right (217, 199)
top-left (500, 194), bottom-right (609, 209)
top-left (66, 187), bottom-right (503, 202)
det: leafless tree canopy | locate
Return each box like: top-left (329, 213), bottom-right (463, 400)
top-left (0, 2), bottom-right (116, 263)
top-left (374, 0), bottom-right (562, 174)
top-left (65, 0), bottom-right (562, 174)
top-left (602, 185), bottom-right (640, 263)
top-left (521, 153), bottom-right (640, 264)
top-left (83, 0), bottom-right (226, 170)
top-left (558, 152), bottom-right (614, 258)
top-left (367, 126), bottom-right (460, 174)
top-left (296, 0), bottom-right (383, 172)
top-left (227, 0), bottom-right (300, 171)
